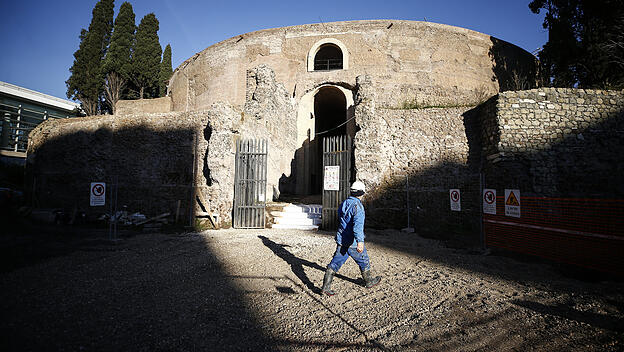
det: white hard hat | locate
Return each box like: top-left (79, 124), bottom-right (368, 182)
top-left (350, 181), bottom-right (366, 193)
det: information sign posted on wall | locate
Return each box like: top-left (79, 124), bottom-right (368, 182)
top-left (504, 189), bottom-right (521, 218)
top-left (483, 189), bottom-right (496, 215)
top-left (324, 166), bottom-right (340, 191)
top-left (90, 182), bottom-right (106, 206)
top-left (449, 189), bottom-right (461, 211)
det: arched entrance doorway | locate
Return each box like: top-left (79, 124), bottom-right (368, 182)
top-left (310, 86), bottom-right (348, 193)
top-left (291, 84), bottom-right (355, 197)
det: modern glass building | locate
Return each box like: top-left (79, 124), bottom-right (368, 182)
top-left (0, 81), bottom-right (81, 156)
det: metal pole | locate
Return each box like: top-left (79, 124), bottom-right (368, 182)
top-left (406, 174), bottom-right (410, 229)
top-left (479, 172), bottom-right (485, 250)
top-left (14, 105), bottom-right (21, 152)
top-left (113, 176), bottom-right (119, 240)
top-left (189, 131), bottom-right (198, 228)
top-left (108, 179), bottom-right (113, 240)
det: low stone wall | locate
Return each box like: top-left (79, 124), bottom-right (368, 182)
top-left (26, 112), bottom-right (208, 224)
top-left (482, 88), bottom-right (624, 197)
top-left (116, 97), bottom-right (172, 116)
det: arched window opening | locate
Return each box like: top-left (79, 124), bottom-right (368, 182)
top-left (314, 44), bottom-right (343, 71)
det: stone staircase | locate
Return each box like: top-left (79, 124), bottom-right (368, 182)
top-left (268, 203), bottom-right (322, 230)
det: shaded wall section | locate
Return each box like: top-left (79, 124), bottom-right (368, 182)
top-left (26, 113), bottom-right (205, 224)
top-left (353, 82), bottom-right (624, 258)
top-left (481, 88), bottom-right (624, 197)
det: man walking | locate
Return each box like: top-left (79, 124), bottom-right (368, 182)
top-left (321, 181), bottom-right (381, 296)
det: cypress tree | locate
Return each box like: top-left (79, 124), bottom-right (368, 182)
top-left (66, 0), bottom-right (114, 115)
top-left (132, 13), bottom-right (162, 99)
top-left (159, 44), bottom-right (173, 97)
top-left (103, 2), bottom-right (136, 113)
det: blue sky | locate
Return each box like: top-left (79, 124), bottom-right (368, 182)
top-left (0, 0), bottom-right (547, 101)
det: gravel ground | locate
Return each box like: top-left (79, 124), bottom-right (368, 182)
top-left (1, 227), bottom-right (623, 351)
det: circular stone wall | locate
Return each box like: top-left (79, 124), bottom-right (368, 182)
top-left (168, 20), bottom-right (536, 112)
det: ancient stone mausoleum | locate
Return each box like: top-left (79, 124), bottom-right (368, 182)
top-left (26, 20), bottom-right (623, 233)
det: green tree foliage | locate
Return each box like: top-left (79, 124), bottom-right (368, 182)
top-left (66, 0), bottom-right (114, 115)
top-left (132, 13), bottom-right (162, 99)
top-left (102, 2), bottom-right (136, 113)
top-left (530, 0), bottom-right (624, 89)
top-left (159, 44), bottom-right (173, 97)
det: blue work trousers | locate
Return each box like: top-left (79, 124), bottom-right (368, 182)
top-left (328, 245), bottom-right (371, 272)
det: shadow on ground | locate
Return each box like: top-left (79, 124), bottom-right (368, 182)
top-left (0, 231), bottom-right (275, 351)
top-left (258, 235), bottom-right (362, 293)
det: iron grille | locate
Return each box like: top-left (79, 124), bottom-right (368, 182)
top-left (233, 139), bottom-right (268, 228)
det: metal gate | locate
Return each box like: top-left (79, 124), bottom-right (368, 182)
top-left (322, 135), bottom-right (351, 230)
top-left (233, 139), bottom-right (268, 228)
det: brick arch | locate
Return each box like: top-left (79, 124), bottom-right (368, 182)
top-left (307, 38), bottom-right (349, 72)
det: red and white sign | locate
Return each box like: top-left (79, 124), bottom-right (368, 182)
top-left (90, 182), bottom-right (106, 206)
top-left (483, 189), bottom-right (496, 215)
top-left (449, 189), bottom-right (461, 211)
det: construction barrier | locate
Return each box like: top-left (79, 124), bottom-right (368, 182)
top-left (484, 196), bottom-right (624, 275)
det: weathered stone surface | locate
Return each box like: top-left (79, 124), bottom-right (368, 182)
top-left (26, 65), bottom-right (297, 228)
top-left (168, 20), bottom-right (535, 112)
top-left (352, 75), bottom-right (482, 229)
top-left (115, 97), bottom-right (173, 116)
top-left (481, 88), bottom-right (624, 197)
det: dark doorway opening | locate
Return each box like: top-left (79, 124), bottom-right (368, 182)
top-left (311, 86), bottom-right (347, 194)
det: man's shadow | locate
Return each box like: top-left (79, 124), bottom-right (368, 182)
top-left (258, 235), bottom-right (361, 294)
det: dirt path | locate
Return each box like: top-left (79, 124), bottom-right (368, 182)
top-left (1, 228), bottom-right (622, 351)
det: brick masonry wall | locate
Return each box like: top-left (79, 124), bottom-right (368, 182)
top-left (26, 112), bottom-right (202, 223)
top-left (482, 88), bottom-right (624, 197)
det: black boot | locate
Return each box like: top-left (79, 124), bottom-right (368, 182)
top-left (361, 268), bottom-right (381, 288)
top-left (321, 268), bottom-right (336, 296)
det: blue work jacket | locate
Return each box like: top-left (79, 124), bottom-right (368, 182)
top-left (335, 196), bottom-right (365, 247)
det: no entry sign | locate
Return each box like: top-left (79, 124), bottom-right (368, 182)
top-left (483, 189), bottom-right (496, 215)
top-left (90, 182), bottom-right (106, 206)
top-left (449, 189), bottom-right (461, 211)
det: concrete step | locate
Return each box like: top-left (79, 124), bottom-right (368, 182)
top-left (270, 211), bottom-right (321, 219)
top-left (269, 203), bottom-right (322, 230)
top-left (282, 204), bottom-right (322, 213)
top-left (273, 217), bottom-right (321, 225)
top-left (271, 223), bottom-right (319, 231)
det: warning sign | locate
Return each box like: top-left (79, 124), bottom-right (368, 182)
top-left (504, 189), bottom-right (520, 217)
top-left (449, 189), bottom-right (461, 211)
top-left (483, 189), bottom-right (496, 215)
top-left (323, 166), bottom-right (340, 191)
top-left (90, 182), bottom-right (106, 206)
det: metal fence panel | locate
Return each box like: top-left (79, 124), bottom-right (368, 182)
top-left (484, 196), bottom-right (624, 275)
top-left (233, 139), bottom-right (268, 229)
top-left (322, 135), bottom-right (351, 230)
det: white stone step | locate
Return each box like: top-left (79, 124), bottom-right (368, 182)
top-left (270, 211), bottom-right (321, 219)
top-left (269, 204), bottom-right (323, 230)
top-left (271, 223), bottom-right (319, 231)
top-left (274, 217), bottom-right (321, 225)
top-left (282, 204), bottom-right (322, 213)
